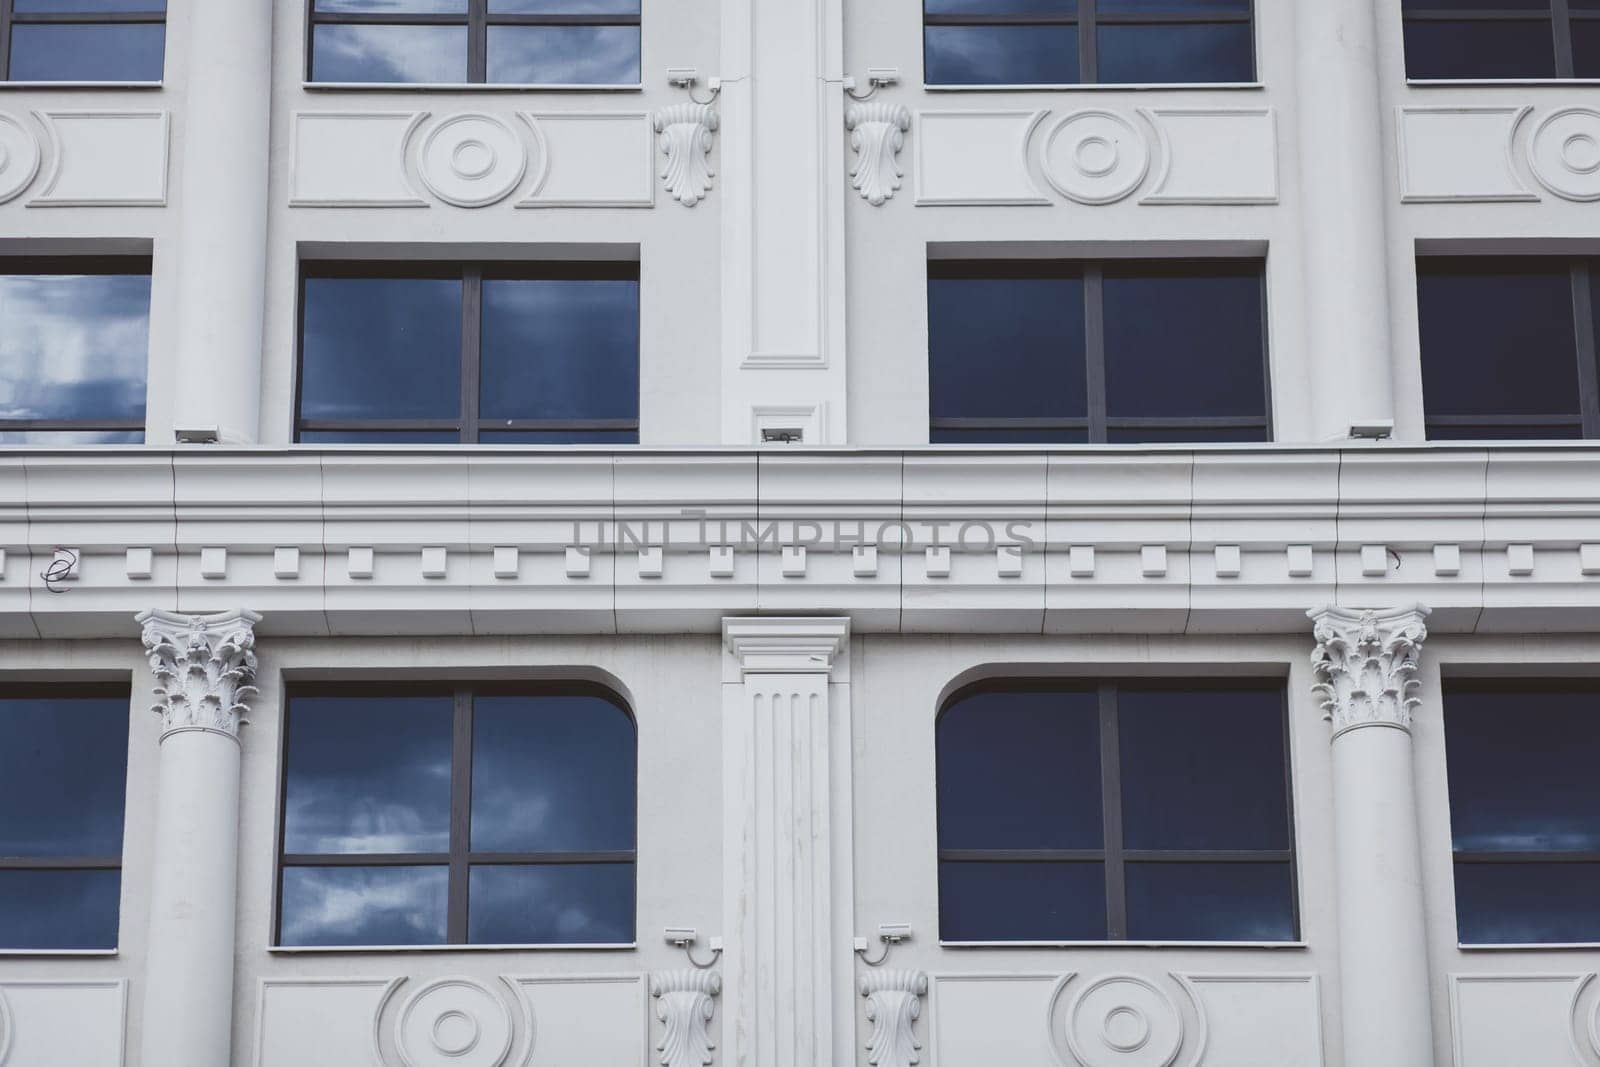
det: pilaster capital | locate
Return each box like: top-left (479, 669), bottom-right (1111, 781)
top-left (136, 608), bottom-right (262, 741)
top-left (723, 616), bottom-right (850, 677)
top-left (1308, 605), bottom-right (1430, 739)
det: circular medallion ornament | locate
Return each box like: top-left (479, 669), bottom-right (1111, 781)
top-left (0, 113), bottom-right (42, 204)
top-left (1528, 107), bottom-right (1600, 202)
top-left (1042, 110), bottom-right (1150, 205)
top-left (394, 977), bottom-right (514, 1067)
top-left (417, 113), bottom-right (528, 208)
top-left (1065, 975), bottom-right (1183, 1067)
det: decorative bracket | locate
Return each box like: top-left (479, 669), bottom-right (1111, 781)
top-left (860, 970), bottom-right (928, 1067)
top-left (847, 103), bottom-right (912, 206)
top-left (1309, 605), bottom-right (1430, 738)
top-left (651, 970), bottom-right (722, 1067)
top-left (654, 103), bottom-right (719, 207)
top-left (137, 608), bottom-right (262, 740)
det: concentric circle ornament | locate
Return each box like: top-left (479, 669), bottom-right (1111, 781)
top-left (0, 112), bottom-right (42, 204)
top-left (1065, 975), bottom-right (1183, 1067)
top-left (417, 113), bottom-right (528, 207)
top-left (394, 977), bottom-right (514, 1067)
top-left (1528, 107), bottom-right (1600, 202)
top-left (1042, 110), bottom-right (1150, 204)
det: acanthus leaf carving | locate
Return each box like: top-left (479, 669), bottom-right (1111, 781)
top-left (860, 969), bottom-right (927, 1067)
top-left (846, 103), bottom-right (912, 206)
top-left (651, 970), bottom-right (721, 1067)
top-left (653, 103), bottom-right (719, 207)
top-left (137, 608), bottom-right (262, 739)
top-left (1309, 605), bottom-right (1430, 738)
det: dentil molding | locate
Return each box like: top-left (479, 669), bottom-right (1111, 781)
top-left (653, 103), bottom-right (719, 207)
top-left (1309, 605), bottom-right (1430, 738)
top-left (650, 970), bottom-right (721, 1067)
top-left (861, 969), bottom-right (928, 1067)
top-left (137, 608), bottom-right (261, 740)
top-left (847, 102), bottom-right (912, 206)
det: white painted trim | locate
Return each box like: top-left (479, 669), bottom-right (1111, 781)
top-left (1394, 104), bottom-right (1539, 204)
top-left (26, 109), bottom-right (170, 207)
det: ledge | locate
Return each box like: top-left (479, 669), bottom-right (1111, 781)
top-left (940, 940), bottom-right (1307, 949)
top-left (268, 942), bottom-right (636, 953)
top-left (302, 81), bottom-right (642, 93)
top-left (924, 82), bottom-right (1263, 92)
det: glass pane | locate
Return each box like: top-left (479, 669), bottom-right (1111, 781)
top-left (297, 430), bottom-right (463, 444)
top-left (470, 692), bottom-right (636, 853)
top-left (468, 864), bottom-right (634, 944)
top-left (1403, 0), bottom-right (1551, 9)
top-left (926, 0), bottom-right (1075, 12)
top-left (1445, 687), bottom-right (1600, 852)
top-left (279, 866), bottom-right (448, 946)
top-left (1403, 20), bottom-right (1556, 78)
top-left (0, 870), bottom-right (119, 950)
top-left (1118, 687), bottom-right (1289, 851)
top-left (314, 0), bottom-right (466, 10)
top-left (0, 693), bottom-right (128, 857)
top-left (1455, 862), bottom-right (1600, 944)
top-left (0, 430), bottom-right (143, 445)
top-left (8, 24), bottom-right (164, 81)
top-left (1125, 862), bottom-right (1295, 941)
top-left (1105, 425), bottom-right (1270, 443)
top-left (478, 430), bottom-right (639, 444)
top-left (1417, 262), bottom-right (1579, 421)
top-left (1097, 23), bottom-right (1253, 82)
top-left (480, 279), bottom-right (639, 421)
top-left (930, 427), bottom-right (1089, 444)
top-left (299, 277), bottom-right (462, 420)
top-left (1099, 0), bottom-right (1248, 11)
top-left (1578, 20), bottom-right (1600, 77)
top-left (283, 693), bottom-right (454, 855)
top-left (0, 274), bottom-right (150, 422)
top-left (15, 0), bottom-right (165, 10)
top-left (486, 25), bottom-right (640, 84)
top-left (310, 24), bottom-right (468, 83)
top-left (937, 687), bottom-right (1102, 850)
top-left (490, 0), bottom-right (639, 12)
top-left (924, 25), bottom-right (1079, 84)
top-left (1426, 422), bottom-right (1583, 441)
top-left (1103, 266), bottom-right (1266, 419)
top-left (929, 276), bottom-right (1087, 419)
top-left (939, 861), bottom-right (1106, 941)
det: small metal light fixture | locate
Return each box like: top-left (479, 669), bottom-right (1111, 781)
top-left (175, 426), bottom-right (221, 444)
top-left (1347, 418), bottom-right (1394, 441)
top-left (664, 926), bottom-right (723, 969)
top-left (760, 427), bottom-right (805, 445)
top-left (854, 922), bottom-right (913, 966)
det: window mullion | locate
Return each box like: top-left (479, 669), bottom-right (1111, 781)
top-left (468, 0), bottom-right (488, 82)
top-left (1085, 266), bottom-right (1108, 442)
top-left (462, 268), bottom-right (483, 443)
top-left (1081, 0), bottom-right (1098, 83)
top-left (1099, 684), bottom-right (1127, 940)
top-left (1552, 0), bottom-right (1576, 77)
top-left (1573, 262), bottom-right (1600, 438)
top-left (0, 1), bottom-right (12, 81)
top-left (447, 688), bottom-right (474, 944)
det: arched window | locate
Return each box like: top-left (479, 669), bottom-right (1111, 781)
top-left (277, 683), bottom-right (636, 947)
top-left (936, 680), bottom-right (1296, 944)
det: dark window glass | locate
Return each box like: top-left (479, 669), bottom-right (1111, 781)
top-left (308, 0), bottom-right (641, 84)
top-left (936, 681), bottom-right (1296, 943)
top-left (1446, 683), bottom-right (1600, 944)
top-left (296, 264), bottom-right (639, 444)
top-left (923, 0), bottom-right (1253, 85)
top-left (930, 260), bottom-right (1269, 444)
top-left (278, 685), bottom-right (636, 947)
top-left (0, 265), bottom-right (150, 443)
top-left (1400, 0), bottom-right (1593, 79)
top-left (3, 2), bottom-right (165, 82)
top-left (1417, 259), bottom-right (1598, 440)
top-left (1579, 20), bottom-right (1600, 77)
top-left (0, 688), bottom-right (129, 950)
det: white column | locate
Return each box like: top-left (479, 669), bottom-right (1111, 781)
top-left (136, 608), bottom-right (262, 1067)
top-left (166, 0), bottom-right (273, 443)
top-left (1293, 0), bottom-right (1396, 441)
top-left (717, 0), bottom-right (849, 444)
top-left (1310, 606), bottom-right (1435, 1067)
top-left (722, 617), bottom-right (854, 1067)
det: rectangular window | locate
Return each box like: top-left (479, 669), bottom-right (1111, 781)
top-left (923, 0), bottom-right (1254, 86)
top-left (937, 681), bottom-right (1297, 943)
top-left (1417, 257), bottom-right (1600, 440)
top-left (0, 0), bottom-right (165, 82)
top-left (0, 259), bottom-right (150, 445)
top-left (929, 259), bottom-right (1270, 444)
top-left (0, 686), bottom-right (130, 950)
top-left (1445, 682), bottom-right (1600, 944)
top-left (1402, 0), bottom-right (1599, 79)
top-left (277, 685), bottom-right (636, 947)
top-left (295, 262), bottom-right (640, 444)
top-left (306, 0), bottom-right (641, 85)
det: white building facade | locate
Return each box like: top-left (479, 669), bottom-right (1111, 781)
top-left (0, 0), bottom-right (1598, 1064)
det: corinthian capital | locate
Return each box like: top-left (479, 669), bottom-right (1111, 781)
top-left (1309, 605), bottom-right (1430, 738)
top-left (137, 609), bottom-right (262, 740)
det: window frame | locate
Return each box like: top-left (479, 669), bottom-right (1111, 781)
top-left (303, 0), bottom-right (643, 85)
top-left (0, 1), bottom-right (166, 83)
top-left (922, 0), bottom-right (1257, 87)
top-left (1401, 0), bottom-right (1599, 80)
top-left (0, 256), bottom-right (152, 442)
top-left (928, 258), bottom-right (1273, 444)
top-left (935, 678), bottom-right (1299, 944)
top-left (1417, 256), bottom-right (1600, 440)
top-left (0, 682), bottom-right (130, 952)
top-left (293, 260), bottom-right (641, 444)
top-left (274, 681), bottom-right (638, 948)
